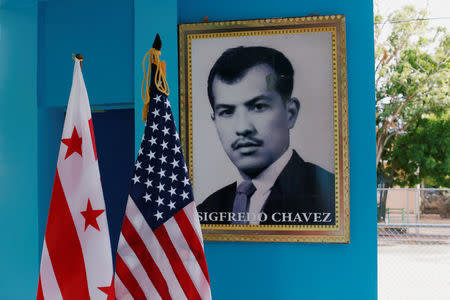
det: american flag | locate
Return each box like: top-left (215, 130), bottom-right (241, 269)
top-left (115, 39), bottom-right (211, 300)
top-left (37, 58), bottom-right (115, 300)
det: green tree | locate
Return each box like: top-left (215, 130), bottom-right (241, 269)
top-left (374, 5), bottom-right (449, 222)
top-left (375, 5), bottom-right (450, 187)
top-left (384, 117), bottom-right (449, 187)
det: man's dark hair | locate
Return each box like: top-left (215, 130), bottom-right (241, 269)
top-left (207, 46), bottom-right (294, 108)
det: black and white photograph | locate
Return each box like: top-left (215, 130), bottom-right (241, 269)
top-left (179, 16), bottom-right (349, 243)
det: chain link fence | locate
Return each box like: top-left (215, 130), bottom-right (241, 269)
top-left (377, 188), bottom-right (450, 300)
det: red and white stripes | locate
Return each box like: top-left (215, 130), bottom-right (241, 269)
top-left (37, 59), bottom-right (114, 300)
top-left (115, 199), bottom-right (211, 300)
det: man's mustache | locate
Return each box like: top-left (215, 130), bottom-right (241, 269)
top-left (231, 138), bottom-right (263, 150)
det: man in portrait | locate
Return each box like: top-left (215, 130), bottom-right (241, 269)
top-left (197, 46), bottom-right (335, 226)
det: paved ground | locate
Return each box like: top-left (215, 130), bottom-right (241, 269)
top-left (378, 216), bottom-right (450, 300)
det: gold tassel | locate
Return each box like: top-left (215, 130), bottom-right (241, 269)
top-left (141, 48), bottom-right (170, 122)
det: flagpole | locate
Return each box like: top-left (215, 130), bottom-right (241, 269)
top-left (75, 53), bottom-right (84, 69)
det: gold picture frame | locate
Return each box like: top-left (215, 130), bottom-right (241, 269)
top-left (179, 15), bottom-right (349, 243)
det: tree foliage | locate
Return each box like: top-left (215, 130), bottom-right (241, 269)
top-left (375, 5), bottom-right (450, 187)
top-left (383, 117), bottom-right (449, 187)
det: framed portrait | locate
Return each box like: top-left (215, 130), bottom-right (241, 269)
top-left (178, 15), bottom-right (349, 243)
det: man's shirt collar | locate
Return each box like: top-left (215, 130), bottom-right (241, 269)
top-left (238, 148), bottom-right (293, 193)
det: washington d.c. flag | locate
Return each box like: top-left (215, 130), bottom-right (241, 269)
top-left (37, 58), bottom-right (115, 300)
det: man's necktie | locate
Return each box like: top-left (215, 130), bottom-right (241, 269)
top-left (232, 180), bottom-right (256, 225)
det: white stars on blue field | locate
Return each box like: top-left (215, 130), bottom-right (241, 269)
top-left (128, 89), bottom-right (193, 230)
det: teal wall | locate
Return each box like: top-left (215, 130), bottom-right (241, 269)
top-left (38, 0), bottom-right (133, 108)
top-left (36, 0), bottom-right (135, 259)
top-left (0, 0), bottom-right (376, 298)
top-left (0, 3), bottom-right (39, 299)
top-left (134, 0), bottom-right (179, 151)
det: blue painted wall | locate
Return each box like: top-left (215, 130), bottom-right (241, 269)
top-left (0, 0), bottom-right (376, 298)
top-left (175, 0), bottom-right (378, 299)
top-left (37, 0), bottom-right (136, 253)
top-left (38, 0), bottom-right (133, 108)
top-left (37, 107), bottom-right (65, 254)
top-left (0, 3), bottom-right (39, 299)
top-left (134, 0), bottom-right (179, 152)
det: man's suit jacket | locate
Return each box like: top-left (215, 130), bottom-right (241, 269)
top-left (197, 151), bottom-right (335, 225)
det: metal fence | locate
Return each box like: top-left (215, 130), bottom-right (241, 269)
top-left (377, 188), bottom-right (450, 300)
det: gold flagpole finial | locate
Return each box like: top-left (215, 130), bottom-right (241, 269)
top-left (72, 54), bottom-right (84, 69)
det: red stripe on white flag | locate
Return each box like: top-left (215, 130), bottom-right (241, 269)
top-left (116, 233), bottom-right (161, 299)
top-left (115, 197), bottom-right (211, 300)
top-left (115, 274), bottom-right (133, 299)
top-left (115, 254), bottom-right (148, 300)
top-left (154, 225), bottom-right (202, 300)
top-left (165, 215), bottom-right (211, 300)
top-left (175, 207), bottom-right (210, 283)
top-left (117, 198), bottom-right (186, 299)
top-left (88, 118), bottom-right (98, 160)
top-left (37, 276), bottom-right (44, 300)
top-left (45, 170), bottom-right (91, 299)
top-left (121, 216), bottom-right (172, 300)
top-left (183, 201), bottom-right (205, 245)
top-left (39, 241), bottom-right (63, 300)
